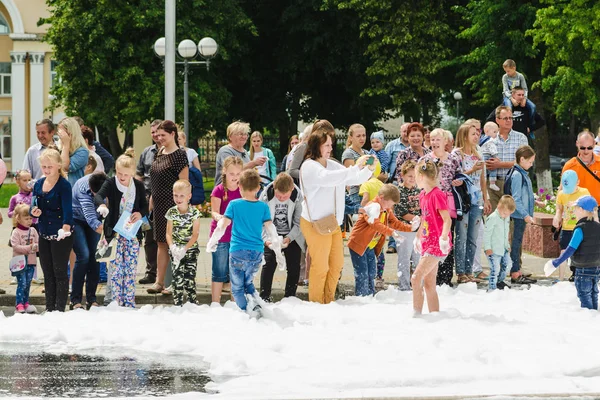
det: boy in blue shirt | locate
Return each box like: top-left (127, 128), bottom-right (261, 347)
top-left (207, 169), bottom-right (276, 316)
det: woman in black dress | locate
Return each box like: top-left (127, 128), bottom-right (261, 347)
top-left (147, 120), bottom-right (189, 294)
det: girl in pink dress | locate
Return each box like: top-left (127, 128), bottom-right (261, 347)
top-left (412, 159), bottom-right (452, 315)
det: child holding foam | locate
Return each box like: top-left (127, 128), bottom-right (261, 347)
top-left (348, 184), bottom-right (417, 296)
top-left (412, 159), bottom-right (452, 314)
top-left (207, 169), bottom-right (279, 317)
top-left (545, 196), bottom-right (600, 309)
top-left (552, 170), bottom-right (590, 281)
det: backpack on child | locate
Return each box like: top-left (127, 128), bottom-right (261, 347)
top-left (189, 166), bottom-right (206, 206)
top-left (503, 167), bottom-right (526, 196)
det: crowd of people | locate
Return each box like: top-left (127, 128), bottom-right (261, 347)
top-left (2, 58), bottom-right (600, 314)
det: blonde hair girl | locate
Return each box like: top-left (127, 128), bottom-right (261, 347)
top-left (94, 147), bottom-right (147, 308)
top-left (209, 155), bottom-right (243, 302)
top-left (452, 123), bottom-right (491, 284)
top-left (412, 159), bottom-right (451, 315)
top-left (249, 131), bottom-right (277, 182)
top-left (31, 148), bottom-right (74, 312)
top-left (57, 117), bottom-right (90, 186)
top-left (10, 203), bottom-right (40, 313)
top-left (115, 147), bottom-right (136, 173)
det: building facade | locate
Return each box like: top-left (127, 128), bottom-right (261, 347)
top-left (0, 0), bottom-right (59, 171)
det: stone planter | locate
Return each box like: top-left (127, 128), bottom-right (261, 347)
top-left (522, 212), bottom-right (560, 258)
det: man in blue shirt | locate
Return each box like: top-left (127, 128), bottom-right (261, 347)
top-left (385, 122), bottom-right (410, 180)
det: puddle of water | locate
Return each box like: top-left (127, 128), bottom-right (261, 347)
top-left (0, 349), bottom-right (211, 397)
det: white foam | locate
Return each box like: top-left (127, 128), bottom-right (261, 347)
top-left (1, 282), bottom-right (600, 399)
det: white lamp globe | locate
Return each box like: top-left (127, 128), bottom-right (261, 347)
top-left (198, 37), bottom-right (218, 58)
top-left (178, 39), bottom-right (197, 59)
top-left (154, 37), bottom-right (166, 57)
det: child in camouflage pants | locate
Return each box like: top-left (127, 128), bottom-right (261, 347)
top-left (166, 180), bottom-right (201, 306)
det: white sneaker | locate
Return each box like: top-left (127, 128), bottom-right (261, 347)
top-left (10, 277), bottom-right (17, 285)
top-left (32, 278), bottom-right (44, 285)
top-left (490, 183), bottom-right (500, 192)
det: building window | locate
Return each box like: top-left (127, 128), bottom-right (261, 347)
top-left (50, 60), bottom-right (60, 88)
top-left (0, 14), bottom-right (10, 35)
top-left (0, 116), bottom-right (11, 160)
top-left (0, 63), bottom-right (10, 95)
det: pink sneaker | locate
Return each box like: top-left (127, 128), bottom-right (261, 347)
top-left (15, 304), bottom-right (25, 314)
top-left (24, 303), bottom-right (37, 314)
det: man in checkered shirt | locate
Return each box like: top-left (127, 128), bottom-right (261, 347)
top-left (486, 106), bottom-right (528, 211)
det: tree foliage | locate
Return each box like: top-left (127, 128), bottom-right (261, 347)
top-left (325, 0), bottom-right (459, 123)
top-left (529, 0), bottom-right (600, 127)
top-left (220, 0), bottom-right (395, 157)
top-left (41, 0), bottom-right (253, 153)
top-left (456, 0), bottom-right (540, 107)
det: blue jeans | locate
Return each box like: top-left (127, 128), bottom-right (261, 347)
top-left (345, 192), bottom-right (361, 215)
top-left (487, 251), bottom-right (512, 290)
top-left (574, 267), bottom-right (600, 310)
top-left (15, 265), bottom-right (35, 305)
top-left (350, 248), bottom-right (376, 296)
top-left (229, 249), bottom-right (262, 310)
top-left (454, 206), bottom-right (483, 275)
top-left (211, 242), bottom-right (230, 283)
top-left (510, 218), bottom-right (526, 273)
top-left (71, 220), bottom-right (101, 305)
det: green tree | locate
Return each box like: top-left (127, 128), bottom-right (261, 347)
top-left (456, 0), bottom-right (554, 190)
top-left (325, 0), bottom-right (460, 124)
top-left (221, 0), bottom-right (394, 158)
top-left (529, 0), bottom-right (600, 131)
top-left (41, 0), bottom-right (253, 154)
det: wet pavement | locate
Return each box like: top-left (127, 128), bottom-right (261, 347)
top-left (0, 345), bottom-right (211, 397)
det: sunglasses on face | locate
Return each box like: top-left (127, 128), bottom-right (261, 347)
top-left (579, 146), bottom-right (594, 151)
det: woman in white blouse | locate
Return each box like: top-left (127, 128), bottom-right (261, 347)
top-left (299, 120), bottom-right (374, 304)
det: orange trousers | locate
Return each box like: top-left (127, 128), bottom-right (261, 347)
top-left (300, 218), bottom-right (344, 304)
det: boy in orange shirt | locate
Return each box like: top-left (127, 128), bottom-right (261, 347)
top-left (348, 184), bottom-right (419, 296)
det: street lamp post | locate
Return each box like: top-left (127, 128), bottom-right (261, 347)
top-left (453, 91), bottom-right (462, 126)
top-left (48, 94), bottom-right (57, 122)
top-left (154, 37), bottom-right (218, 141)
top-left (165, 0), bottom-right (176, 121)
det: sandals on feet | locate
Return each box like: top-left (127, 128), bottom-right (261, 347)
top-left (146, 283), bottom-right (164, 294)
top-left (457, 274), bottom-right (470, 284)
top-left (475, 271), bottom-right (489, 280)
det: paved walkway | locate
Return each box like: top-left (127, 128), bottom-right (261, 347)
top-left (0, 209), bottom-right (552, 307)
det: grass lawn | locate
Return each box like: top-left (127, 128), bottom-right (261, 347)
top-left (0, 183), bottom-right (18, 208)
top-left (203, 177), bottom-right (215, 195)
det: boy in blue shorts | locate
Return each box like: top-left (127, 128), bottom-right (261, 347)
top-left (207, 169), bottom-right (278, 316)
